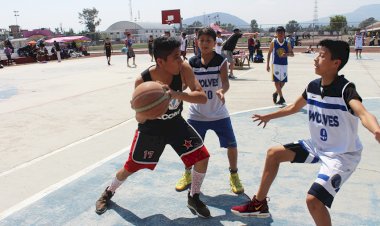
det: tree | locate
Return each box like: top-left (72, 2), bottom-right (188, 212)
top-left (250, 19), bottom-right (259, 32)
top-left (64, 28), bottom-right (76, 36)
top-left (268, 27), bottom-right (276, 32)
top-left (330, 15), bottom-right (347, 36)
top-left (220, 23), bottom-right (235, 32)
top-left (78, 7), bottom-right (101, 32)
top-left (191, 21), bottom-right (203, 27)
top-left (359, 17), bottom-right (378, 29)
top-left (286, 20), bottom-right (301, 34)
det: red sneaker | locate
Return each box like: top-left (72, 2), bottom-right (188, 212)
top-left (231, 195), bottom-right (270, 218)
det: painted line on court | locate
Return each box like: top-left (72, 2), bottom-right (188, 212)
top-left (0, 146), bottom-right (130, 221)
top-left (1, 97), bottom-right (379, 221)
top-left (0, 118), bottom-right (136, 178)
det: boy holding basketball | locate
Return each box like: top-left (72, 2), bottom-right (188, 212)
top-left (96, 36), bottom-right (212, 218)
top-left (231, 39), bottom-right (380, 226)
top-left (175, 27), bottom-right (244, 194)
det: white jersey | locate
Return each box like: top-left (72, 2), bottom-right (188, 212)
top-left (305, 77), bottom-right (363, 157)
top-left (215, 37), bottom-right (223, 54)
top-left (188, 53), bottom-right (229, 121)
top-left (354, 34), bottom-right (364, 49)
top-left (180, 37), bottom-right (187, 51)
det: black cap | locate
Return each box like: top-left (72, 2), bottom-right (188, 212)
top-left (276, 26), bottom-right (285, 32)
top-left (233, 28), bottom-right (241, 32)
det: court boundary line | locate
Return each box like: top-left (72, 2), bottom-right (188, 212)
top-left (0, 96), bottom-right (378, 221)
top-left (0, 118), bottom-right (135, 178)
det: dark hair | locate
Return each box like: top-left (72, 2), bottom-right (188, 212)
top-left (198, 27), bottom-right (216, 41)
top-left (319, 39), bottom-right (350, 71)
top-left (276, 26), bottom-right (285, 33)
top-left (233, 28), bottom-right (241, 33)
top-left (216, 31), bottom-right (221, 34)
top-left (153, 36), bottom-right (181, 60)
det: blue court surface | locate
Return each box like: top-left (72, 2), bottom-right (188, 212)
top-left (1, 99), bottom-right (379, 226)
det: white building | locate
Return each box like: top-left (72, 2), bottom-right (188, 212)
top-left (102, 21), bottom-right (175, 42)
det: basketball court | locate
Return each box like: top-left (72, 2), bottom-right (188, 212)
top-left (0, 51), bottom-right (379, 225)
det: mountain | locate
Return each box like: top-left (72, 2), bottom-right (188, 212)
top-left (182, 12), bottom-right (249, 27)
top-left (304, 4), bottom-right (380, 24)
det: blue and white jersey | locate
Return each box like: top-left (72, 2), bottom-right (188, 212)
top-left (304, 76), bottom-right (363, 156)
top-left (272, 38), bottom-right (288, 65)
top-left (188, 53), bottom-right (229, 121)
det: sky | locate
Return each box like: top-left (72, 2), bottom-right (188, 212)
top-left (1, 0), bottom-right (379, 32)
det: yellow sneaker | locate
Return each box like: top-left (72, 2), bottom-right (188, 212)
top-left (230, 173), bottom-right (244, 194)
top-left (175, 170), bottom-right (192, 192)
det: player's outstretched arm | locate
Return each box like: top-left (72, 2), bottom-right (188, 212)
top-left (253, 96), bottom-right (307, 128)
top-left (349, 99), bottom-right (380, 143)
top-left (176, 62), bottom-right (207, 104)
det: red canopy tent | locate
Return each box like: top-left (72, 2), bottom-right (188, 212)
top-left (45, 36), bottom-right (91, 43)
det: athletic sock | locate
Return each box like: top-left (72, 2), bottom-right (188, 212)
top-left (108, 177), bottom-right (125, 193)
top-left (190, 169), bottom-right (205, 197)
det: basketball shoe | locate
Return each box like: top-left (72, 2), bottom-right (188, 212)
top-left (95, 187), bottom-right (114, 214)
top-left (276, 96), bottom-right (286, 105)
top-left (230, 173), bottom-right (244, 194)
top-left (272, 92), bottom-right (278, 104)
top-left (175, 170), bottom-right (192, 192)
top-left (187, 192), bottom-right (211, 218)
top-left (231, 195), bottom-right (270, 218)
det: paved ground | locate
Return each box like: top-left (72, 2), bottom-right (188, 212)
top-left (0, 51), bottom-right (379, 225)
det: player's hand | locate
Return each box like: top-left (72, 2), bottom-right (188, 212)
top-left (375, 129), bottom-right (380, 143)
top-left (266, 65), bottom-right (270, 72)
top-left (135, 113), bottom-right (147, 124)
top-left (216, 89), bottom-right (225, 104)
top-left (281, 52), bottom-right (287, 57)
top-left (161, 84), bottom-right (176, 99)
top-left (252, 114), bottom-right (271, 128)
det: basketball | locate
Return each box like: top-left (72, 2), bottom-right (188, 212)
top-left (131, 81), bottom-right (171, 119)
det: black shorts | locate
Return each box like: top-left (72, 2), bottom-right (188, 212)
top-left (124, 119), bottom-right (209, 172)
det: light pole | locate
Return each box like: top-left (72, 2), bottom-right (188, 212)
top-left (13, 10), bottom-right (19, 26)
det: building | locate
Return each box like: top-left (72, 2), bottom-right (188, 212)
top-left (0, 28), bottom-right (10, 41)
top-left (102, 21), bottom-right (175, 42)
top-left (22, 28), bottom-right (54, 38)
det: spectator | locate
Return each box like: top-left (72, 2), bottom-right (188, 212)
top-left (104, 38), bottom-right (113, 65)
top-left (215, 31), bottom-right (223, 55)
top-left (4, 46), bottom-right (12, 65)
top-left (125, 33), bottom-right (136, 67)
top-left (248, 35), bottom-right (255, 62)
top-left (193, 28), bottom-right (200, 56)
top-left (148, 35), bottom-right (154, 62)
top-left (180, 32), bottom-right (188, 60)
top-left (53, 40), bottom-right (61, 62)
top-left (222, 28), bottom-right (242, 79)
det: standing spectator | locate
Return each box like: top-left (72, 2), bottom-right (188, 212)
top-left (4, 46), bottom-right (12, 65)
top-left (180, 32), bottom-right (188, 60)
top-left (104, 38), bottom-right (113, 65)
top-left (215, 31), bottom-right (223, 55)
top-left (248, 35), bottom-right (255, 62)
top-left (354, 31), bottom-right (364, 59)
top-left (193, 28), bottom-right (200, 56)
top-left (125, 33), bottom-right (136, 67)
top-left (53, 41), bottom-right (61, 62)
top-left (4, 39), bottom-right (14, 54)
top-left (148, 35), bottom-right (154, 62)
top-left (222, 28), bottom-right (242, 79)
top-left (267, 26), bottom-right (294, 105)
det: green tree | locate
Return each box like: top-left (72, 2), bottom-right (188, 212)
top-left (330, 15), bottom-right (347, 36)
top-left (286, 20), bottom-right (301, 34)
top-left (64, 28), bottom-right (76, 36)
top-left (220, 23), bottom-right (235, 32)
top-left (359, 17), bottom-right (378, 29)
top-left (250, 19), bottom-right (259, 32)
top-left (191, 21), bottom-right (203, 27)
top-left (78, 7), bottom-right (101, 32)
top-left (268, 27), bottom-right (276, 32)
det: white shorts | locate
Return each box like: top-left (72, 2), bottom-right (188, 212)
top-left (284, 139), bottom-right (361, 208)
top-left (355, 43), bottom-right (363, 50)
top-left (272, 64), bottom-right (288, 82)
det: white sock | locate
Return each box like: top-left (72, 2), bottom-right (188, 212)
top-left (190, 169), bottom-right (205, 197)
top-left (108, 177), bottom-right (124, 193)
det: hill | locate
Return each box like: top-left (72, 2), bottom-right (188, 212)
top-left (182, 12), bottom-right (249, 27)
top-left (304, 4), bottom-right (380, 24)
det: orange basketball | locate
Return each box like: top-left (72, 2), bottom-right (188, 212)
top-left (131, 81), bottom-right (171, 119)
